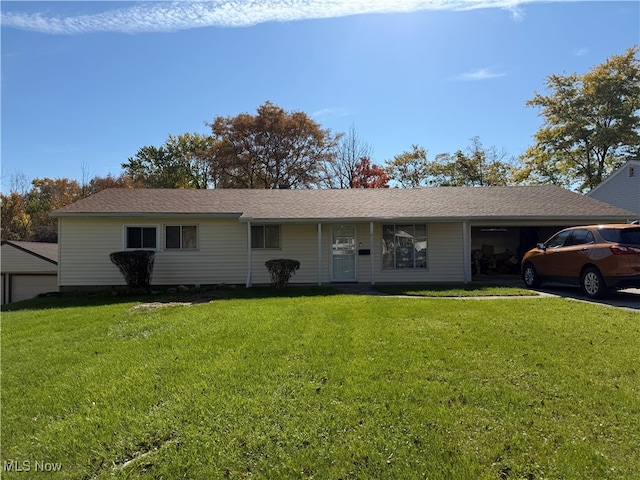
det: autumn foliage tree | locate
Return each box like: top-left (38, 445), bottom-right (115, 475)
top-left (209, 101), bottom-right (340, 189)
top-left (21, 178), bottom-right (84, 242)
top-left (1, 174), bottom-right (135, 242)
top-left (0, 192), bottom-right (32, 241)
top-left (351, 157), bottom-right (390, 188)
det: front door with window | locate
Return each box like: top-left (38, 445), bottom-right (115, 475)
top-left (332, 225), bottom-right (357, 281)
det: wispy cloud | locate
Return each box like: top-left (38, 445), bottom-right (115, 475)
top-left (457, 67), bottom-right (507, 81)
top-left (1, 1), bottom-right (577, 35)
top-left (312, 107), bottom-right (352, 119)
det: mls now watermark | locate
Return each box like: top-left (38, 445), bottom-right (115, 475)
top-left (3, 459), bottom-right (63, 472)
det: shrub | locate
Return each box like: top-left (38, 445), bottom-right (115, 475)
top-left (265, 259), bottom-right (300, 290)
top-left (109, 250), bottom-right (156, 292)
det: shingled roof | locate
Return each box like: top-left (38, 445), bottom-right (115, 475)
top-left (1, 241), bottom-right (58, 264)
top-left (51, 186), bottom-right (636, 223)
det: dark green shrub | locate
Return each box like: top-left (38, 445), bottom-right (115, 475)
top-left (265, 259), bottom-right (300, 290)
top-left (109, 250), bottom-right (156, 292)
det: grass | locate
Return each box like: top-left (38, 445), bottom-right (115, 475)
top-left (1, 288), bottom-right (639, 479)
top-left (374, 283), bottom-right (536, 297)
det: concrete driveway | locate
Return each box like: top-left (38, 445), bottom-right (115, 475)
top-left (532, 284), bottom-right (640, 312)
top-left (473, 276), bottom-right (640, 312)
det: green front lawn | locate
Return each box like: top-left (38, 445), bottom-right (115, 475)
top-left (374, 283), bottom-right (536, 297)
top-left (1, 290), bottom-right (638, 479)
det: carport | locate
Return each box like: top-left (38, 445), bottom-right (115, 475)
top-left (470, 222), bottom-right (577, 278)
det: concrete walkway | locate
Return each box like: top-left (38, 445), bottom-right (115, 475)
top-left (330, 282), bottom-right (640, 312)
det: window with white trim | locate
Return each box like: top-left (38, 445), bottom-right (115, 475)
top-left (251, 225), bottom-right (280, 249)
top-left (125, 226), bottom-right (158, 249)
top-left (382, 224), bottom-right (427, 269)
top-left (165, 225), bottom-right (198, 250)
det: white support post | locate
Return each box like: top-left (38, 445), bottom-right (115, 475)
top-left (246, 222), bottom-right (252, 288)
top-left (370, 221), bottom-right (375, 285)
top-left (317, 223), bottom-right (322, 285)
top-left (462, 221), bottom-right (471, 284)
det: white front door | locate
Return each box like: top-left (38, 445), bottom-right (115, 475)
top-left (332, 225), bottom-right (357, 282)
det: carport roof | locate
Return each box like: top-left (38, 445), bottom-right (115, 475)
top-left (1, 241), bottom-right (58, 264)
top-left (51, 185), bottom-right (636, 223)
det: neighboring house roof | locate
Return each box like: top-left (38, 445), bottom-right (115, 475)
top-left (51, 185), bottom-right (636, 223)
top-left (1, 241), bottom-right (58, 264)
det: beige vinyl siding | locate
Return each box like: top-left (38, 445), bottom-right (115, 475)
top-left (1, 244), bottom-right (57, 273)
top-left (59, 217), bottom-right (248, 287)
top-left (59, 217), bottom-right (466, 287)
top-left (59, 217), bottom-right (132, 286)
top-left (250, 223), bottom-right (371, 285)
top-left (356, 223), bottom-right (373, 283)
top-left (250, 223), bottom-right (322, 285)
top-left (153, 217), bottom-right (247, 285)
top-left (251, 222), bottom-right (464, 285)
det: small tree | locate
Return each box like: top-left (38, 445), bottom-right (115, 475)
top-left (265, 259), bottom-right (300, 290)
top-left (109, 250), bottom-right (156, 292)
top-left (351, 157), bottom-right (390, 188)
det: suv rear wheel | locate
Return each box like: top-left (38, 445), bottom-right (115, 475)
top-left (581, 267), bottom-right (608, 299)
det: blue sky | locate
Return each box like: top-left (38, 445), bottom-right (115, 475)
top-left (1, 1), bottom-right (638, 192)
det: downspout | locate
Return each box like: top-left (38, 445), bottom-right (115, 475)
top-left (246, 222), bottom-right (252, 288)
top-left (317, 223), bottom-right (322, 285)
top-left (370, 222), bottom-right (375, 285)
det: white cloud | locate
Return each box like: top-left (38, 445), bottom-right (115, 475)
top-left (458, 67), bottom-right (507, 81)
top-left (1, 0), bottom-right (580, 35)
top-left (312, 107), bottom-right (351, 119)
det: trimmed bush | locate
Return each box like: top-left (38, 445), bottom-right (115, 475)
top-left (109, 250), bottom-right (156, 292)
top-left (265, 259), bottom-right (300, 290)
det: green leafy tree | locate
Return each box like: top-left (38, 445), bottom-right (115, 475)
top-left (517, 46), bottom-right (640, 192)
top-left (385, 145), bottom-right (431, 187)
top-left (209, 101), bottom-right (340, 189)
top-left (429, 137), bottom-right (513, 186)
top-left (168, 133), bottom-right (219, 189)
top-left (122, 133), bottom-right (216, 189)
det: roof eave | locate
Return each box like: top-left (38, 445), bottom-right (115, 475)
top-left (52, 212), bottom-right (243, 218)
top-left (240, 214), bottom-right (635, 224)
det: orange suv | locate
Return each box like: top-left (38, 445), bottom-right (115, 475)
top-left (521, 224), bottom-right (640, 298)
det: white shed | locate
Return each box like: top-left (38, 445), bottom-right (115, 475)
top-left (1, 241), bottom-right (58, 304)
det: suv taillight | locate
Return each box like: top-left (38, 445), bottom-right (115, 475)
top-left (610, 245), bottom-right (640, 255)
